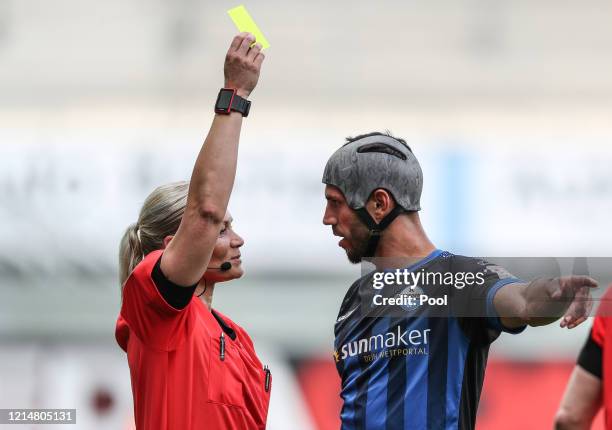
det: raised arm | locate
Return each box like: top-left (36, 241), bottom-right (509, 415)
top-left (160, 33), bottom-right (265, 286)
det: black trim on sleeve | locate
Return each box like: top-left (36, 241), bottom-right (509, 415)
top-left (151, 253), bottom-right (198, 310)
top-left (577, 330), bottom-right (603, 379)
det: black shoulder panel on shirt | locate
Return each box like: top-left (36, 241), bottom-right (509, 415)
top-left (211, 310), bottom-right (237, 340)
top-left (577, 330), bottom-right (602, 379)
top-left (151, 253), bottom-right (198, 310)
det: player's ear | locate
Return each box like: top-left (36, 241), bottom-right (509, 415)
top-left (368, 189), bottom-right (395, 222)
top-left (162, 235), bottom-right (174, 249)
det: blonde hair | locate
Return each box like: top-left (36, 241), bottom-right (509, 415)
top-left (118, 181), bottom-right (189, 288)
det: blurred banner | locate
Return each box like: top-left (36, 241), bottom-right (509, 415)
top-left (2, 140), bottom-right (612, 276)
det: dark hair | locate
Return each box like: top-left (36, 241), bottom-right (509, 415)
top-left (344, 131), bottom-right (412, 151)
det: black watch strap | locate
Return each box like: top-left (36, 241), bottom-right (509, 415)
top-left (231, 94), bottom-right (251, 117)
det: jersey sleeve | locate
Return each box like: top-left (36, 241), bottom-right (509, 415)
top-left (151, 253), bottom-right (197, 309)
top-left (451, 257), bottom-right (527, 338)
top-left (119, 249), bottom-right (196, 351)
top-left (577, 327), bottom-right (603, 379)
top-left (577, 287), bottom-right (612, 378)
top-left (481, 261), bottom-right (527, 334)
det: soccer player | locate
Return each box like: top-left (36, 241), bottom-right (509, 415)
top-left (554, 286), bottom-right (612, 429)
top-left (321, 132), bottom-right (597, 430)
top-left (115, 33), bottom-right (271, 429)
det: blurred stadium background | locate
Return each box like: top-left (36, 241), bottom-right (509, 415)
top-left (1, 0), bottom-right (612, 428)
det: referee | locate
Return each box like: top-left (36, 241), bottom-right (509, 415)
top-left (555, 286), bottom-right (612, 429)
top-left (115, 33), bottom-right (270, 429)
top-left (321, 132), bottom-right (598, 429)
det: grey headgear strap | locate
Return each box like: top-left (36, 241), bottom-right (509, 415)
top-left (355, 206), bottom-right (404, 257)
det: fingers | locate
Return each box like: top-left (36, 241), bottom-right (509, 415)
top-left (247, 43), bottom-right (262, 62)
top-left (561, 314), bottom-right (587, 329)
top-left (254, 51), bottom-right (265, 67)
top-left (229, 32), bottom-right (248, 52)
top-left (229, 33), bottom-right (263, 63)
top-left (560, 285), bottom-right (594, 329)
top-left (557, 275), bottom-right (599, 299)
top-left (565, 275), bottom-right (599, 289)
top-left (571, 316), bottom-right (588, 328)
top-left (560, 314), bottom-right (576, 329)
top-left (237, 33), bottom-right (256, 56)
top-left (228, 32), bottom-right (257, 56)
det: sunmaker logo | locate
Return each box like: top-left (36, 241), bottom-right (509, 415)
top-left (334, 326), bottom-right (431, 362)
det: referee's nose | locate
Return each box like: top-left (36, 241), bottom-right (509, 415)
top-left (230, 230), bottom-right (244, 248)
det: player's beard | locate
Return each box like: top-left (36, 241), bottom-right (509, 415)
top-left (345, 221), bottom-right (370, 264)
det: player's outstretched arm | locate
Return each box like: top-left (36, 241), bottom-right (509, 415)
top-left (554, 365), bottom-right (602, 430)
top-left (493, 276), bottom-right (598, 329)
top-left (161, 33), bottom-right (265, 287)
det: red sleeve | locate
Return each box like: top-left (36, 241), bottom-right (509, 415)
top-left (592, 317), bottom-right (606, 347)
top-left (119, 249), bottom-right (196, 351)
top-left (592, 286), bottom-right (612, 347)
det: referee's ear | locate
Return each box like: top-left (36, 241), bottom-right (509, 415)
top-left (162, 235), bottom-right (174, 249)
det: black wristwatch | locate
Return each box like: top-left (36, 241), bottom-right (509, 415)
top-left (214, 88), bottom-right (251, 117)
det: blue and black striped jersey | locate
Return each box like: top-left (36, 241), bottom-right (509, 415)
top-left (334, 249), bottom-right (526, 430)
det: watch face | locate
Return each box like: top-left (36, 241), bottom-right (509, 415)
top-left (216, 89), bottom-right (235, 111)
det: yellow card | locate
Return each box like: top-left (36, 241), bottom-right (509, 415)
top-left (227, 5), bottom-right (270, 50)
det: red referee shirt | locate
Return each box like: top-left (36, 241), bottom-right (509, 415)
top-left (579, 286), bottom-right (612, 428)
top-left (115, 250), bottom-right (271, 429)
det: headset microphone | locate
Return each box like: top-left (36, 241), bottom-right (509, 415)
top-left (198, 261), bottom-right (232, 297)
top-left (209, 262), bottom-right (232, 271)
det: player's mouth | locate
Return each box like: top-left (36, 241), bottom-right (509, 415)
top-left (333, 230), bottom-right (347, 248)
top-left (230, 254), bottom-right (242, 264)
